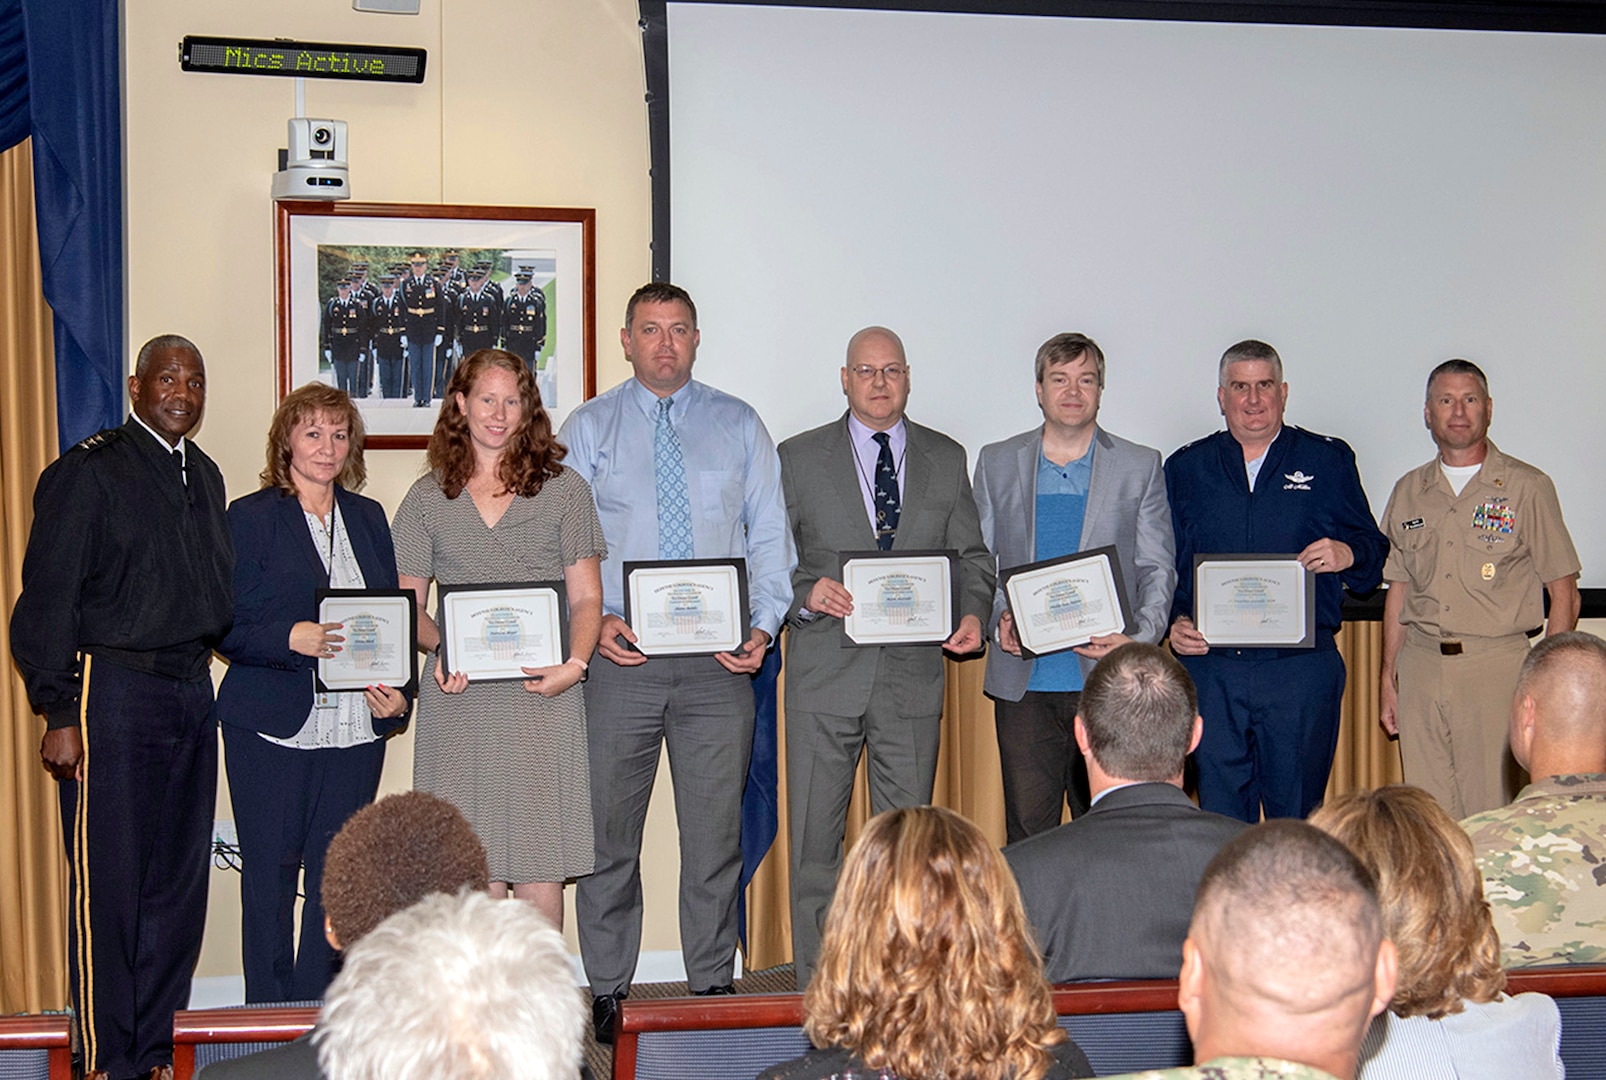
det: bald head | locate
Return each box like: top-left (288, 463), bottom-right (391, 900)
top-left (845, 325), bottom-right (905, 364)
top-left (841, 326), bottom-right (911, 431)
top-left (1510, 631), bottom-right (1606, 778)
top-left (1181, 821), bottom-right (1396, 1078)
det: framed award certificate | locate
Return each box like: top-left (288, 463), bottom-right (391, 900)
top-left (314, 589), bottom-right (418, 693)
top-left (623, 559), bottom-right (751, 657)
top-left (437, 581), bottom-right (570, 681)
top-left (1002, 546), bottom-right (1129, 658)
top-left (1193, 555), bottom-right (1315, 648)
top-left (838, 550), bottom-right (958, 647)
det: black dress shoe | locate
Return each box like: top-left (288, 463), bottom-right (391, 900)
top-left (693, 983), bottom-right (736, 995)
top-left (592, 990), bottom-right (627, 1045)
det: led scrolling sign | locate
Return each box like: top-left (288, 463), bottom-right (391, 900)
top-left (180, 35), bottom-right (428, 84)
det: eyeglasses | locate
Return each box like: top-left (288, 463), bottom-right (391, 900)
top-left (847, 364), bottom-right (908, 381)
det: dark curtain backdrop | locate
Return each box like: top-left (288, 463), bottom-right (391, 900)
top-left (0, 0), bottom-right (123, 447)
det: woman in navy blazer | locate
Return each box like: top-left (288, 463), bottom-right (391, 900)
top-left (217, 383), bottom-right (410, 1003)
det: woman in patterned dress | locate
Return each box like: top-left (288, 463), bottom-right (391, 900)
top-left (393, 348), bottom-right (605, 928)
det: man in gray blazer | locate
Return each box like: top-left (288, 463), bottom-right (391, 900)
top-left (1005, 643), bottom-right (1246, 983)
top-left (973, 332), bottom-right (1176, 842)
top-left (778, 326), bottom-right (994, 987)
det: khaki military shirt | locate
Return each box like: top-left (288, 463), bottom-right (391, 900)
top-left (1463, 773), bottom-right (1606, 967)
top-left (1104, 1056), bottom-right (1340, 1080)
top-left (1381, 441), bottom-right (1579, 638)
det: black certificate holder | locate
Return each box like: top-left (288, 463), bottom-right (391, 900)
top-left (313, 587), bottom-right (419, 694)
top-left (1191, 553), bottom-right (1316, 649)
top-left (621, 558), bottom-right (752, 657)
top-left (436, 579), bottom-right (570, 682)
top-left (1000, 544), bottom-right (1130, 660)
top-left (836, 548), bottom-right (960, 649)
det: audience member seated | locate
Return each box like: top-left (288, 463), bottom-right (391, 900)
top-left (1462, 630), bottom-right (1606, 966)
top-left (1102, 820), bottom-right (1397, 1080)
top-left (757, 806), bottom-right (1093, 1080)
top-left (1313, 785), bottom-right (1563, 1079)
top-left (316, 889), bottom-right (584, 1080)
top-left (1005, 643), bottom-right (1247, 982)
top-left (197, 791), bottom-right (491, 1079)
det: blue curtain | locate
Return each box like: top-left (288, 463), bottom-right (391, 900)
top-left (738, 648), bottom-right (782, 950)
top-left (1, 0), bottom-right (124, 448)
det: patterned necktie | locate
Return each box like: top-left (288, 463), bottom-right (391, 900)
top-left (654, 397), bottom-right (694, 559)
top-left (872, 431), bottom-right (900, 550)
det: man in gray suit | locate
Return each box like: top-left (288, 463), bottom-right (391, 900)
top-left (1005, 643), bottom-right (1246, 983)
top-left (778, 325), bottom-right (994, 987)
top-left (974, 332), bottom-right (1175, 842)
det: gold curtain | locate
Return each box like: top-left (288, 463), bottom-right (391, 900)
top-left (745, 620), bottom-right (1401, 971)
top-left (0, 137), bottom-right (68, 1013)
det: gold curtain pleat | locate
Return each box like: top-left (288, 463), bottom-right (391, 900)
top-left (0, 137), bottom-right (69, 1013)
top-left (746, 621), bottom-right (1401, 972)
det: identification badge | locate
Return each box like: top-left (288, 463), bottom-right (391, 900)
top-left (1481, 562), bottom-right (1496, 581)
top-left (315, 691), bottom-right (338, 710)
top-left (1401, 518), bottom-right (1424, 531)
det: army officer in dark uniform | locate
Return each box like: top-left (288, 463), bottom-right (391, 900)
top-left (321, 278), bottom-right (365, 397)
top-left (10, 334), bottom-right (233, 1080)
top-left (503, 266), bottom-right (548, 372)
top-left (457, 264), bottom-right (502, 358)
top-left (400, 251), bottom-right (444, 408)
top-left (370, 274), bottom-right (407, 399)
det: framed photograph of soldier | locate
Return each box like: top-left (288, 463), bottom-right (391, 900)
top-left (1192, 554), bottom-right (1316, 648)
top-left (837, 549), bottom-right (958, 647)
top-left (622, 559), bottom-right (752, 657)
top-left (436, 581), bottom-right (570, 682)
top-left (275, 200), bottom-right (596, 449)
top-left (1002, 545), bottom-right (1130, 657)
top-left (313, 588), bottom-right (418, 693)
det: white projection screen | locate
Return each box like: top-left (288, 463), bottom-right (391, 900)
top-left (664, 2), bottom-right (1606, 586)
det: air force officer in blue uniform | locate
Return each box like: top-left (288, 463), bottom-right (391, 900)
top-left (1165, 340), bottom-right (1387, 823)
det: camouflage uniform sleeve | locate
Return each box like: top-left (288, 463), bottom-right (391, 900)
top-left (1464, 779), bottom-right (1606, 967)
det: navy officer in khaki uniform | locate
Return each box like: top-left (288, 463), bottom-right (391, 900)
top-left (1379, 358), bottom-right (1581, 818)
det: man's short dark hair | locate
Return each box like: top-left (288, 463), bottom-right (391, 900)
top-left (625, 282), bottom-right (697, 329)
top-left (1034, 332), bottom-right (1105, 387)
top-left (1078, 643), bottom-right (1197, 782)
top-left (134, 334), bottom-right (202, 379)
top-left (1195, 819), bottom-right (1383, 984)
top-left (1515, 629), bottom-right (1606, 700)
top-left (321, 791), bottom-right (490, 947)
top-left (1425, 358), bottom-right (1489, 400)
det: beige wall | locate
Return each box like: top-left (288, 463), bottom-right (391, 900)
top-left (122, 0), bottom-right (669, 980)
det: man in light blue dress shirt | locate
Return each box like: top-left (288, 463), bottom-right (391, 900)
top-left (558, 283), bottom-right (795, 1040)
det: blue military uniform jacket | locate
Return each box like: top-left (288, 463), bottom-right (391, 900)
top-left (1165, 426), bottom-right (1386, 652)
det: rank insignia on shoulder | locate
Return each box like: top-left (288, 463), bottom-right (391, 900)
top-left (1402, 518), bottom-right (1424, 530)
top-left (75, 429), bottom-right (119, 451)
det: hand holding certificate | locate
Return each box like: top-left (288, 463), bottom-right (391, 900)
top-left (838, 550), bottom-right (958, 647)
top-left (623, 559), bottom-right (751, 657)
top-left (315, 589), bottom-right (418, 693)
top-left (1192, 555), bottom-right (1315, 647)
top-left (437, 582), bottom-right (570, 682)
top-left (1002, 546), bottom-right (1129, 658)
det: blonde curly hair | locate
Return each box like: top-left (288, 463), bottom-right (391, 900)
top-left (803, 806), bottom-right (1067, 1080)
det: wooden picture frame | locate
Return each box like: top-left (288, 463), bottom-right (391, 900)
top-left (274, 201), bottom-right (596, 449)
